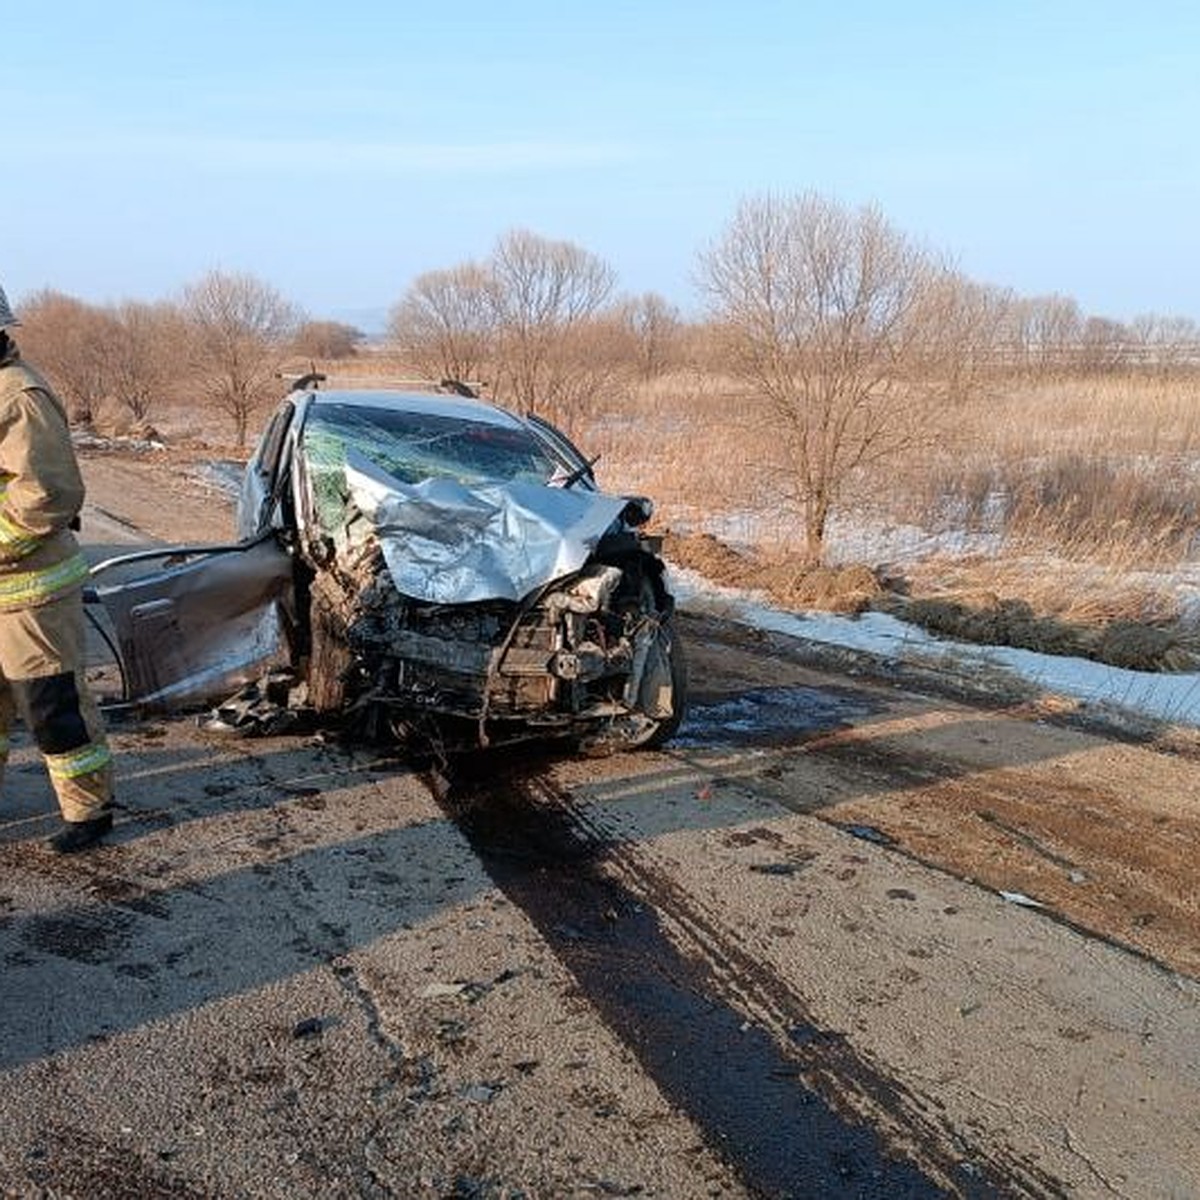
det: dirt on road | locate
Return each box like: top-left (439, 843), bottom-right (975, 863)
top-left (0, 446), bottom-right (1196, 1198)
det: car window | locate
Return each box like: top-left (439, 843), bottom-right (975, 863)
top-left (523, 412), bottom-right (595, 483)
top-left (300, 403), bottom-right (561, 532)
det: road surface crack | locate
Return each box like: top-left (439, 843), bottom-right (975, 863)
top-left (1062, 1126), bottom-right (1126, 1197)
top-left (330, 956), bottom-right (407, 1088)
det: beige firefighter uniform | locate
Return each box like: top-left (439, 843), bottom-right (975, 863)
top-left (0, 339), bottom-right (112, 822)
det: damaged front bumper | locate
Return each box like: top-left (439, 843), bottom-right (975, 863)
top-left (305, 535), bottom-right (681, 749)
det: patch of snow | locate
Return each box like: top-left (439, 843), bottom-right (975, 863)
top-left (821, 514), bottom-right (1004, 565)
top-left (193, 461), bottom-right (245, 499)
top-left (670, 506), bottom-right (1004, 564)
top-left (73, 432), bottom-right (165, 453)
top-left (671, 567), bottom-right (1200, 729)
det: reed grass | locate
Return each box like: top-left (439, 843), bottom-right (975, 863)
top-left (580, 370), bottom-right (1200, 640)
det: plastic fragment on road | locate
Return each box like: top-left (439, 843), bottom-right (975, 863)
top-left (419, 982), bottom-right (469, 999)
top-left (999, 890), bottom-right (1046, 909)
top-left (839, 823), bottom-right (897, 846)
top-left (461, 1081), bottom-right (503, 1104)
top-left (749, 862), bottom-right (805, 876)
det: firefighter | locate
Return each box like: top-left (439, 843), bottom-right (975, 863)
top-left (0, 282), bottom-right (114, 853)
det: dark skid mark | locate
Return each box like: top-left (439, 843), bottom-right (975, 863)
top-left (432, 750), bottom-right (1061, 1200)
top-left (606, 819), bottom-right (1065, 1200)
top-left (84, 874), bottom-right (173, 920)
top-left (804, 732), bottom-right (955, 790)
top-left (674, 685), bottom-right (885, 749)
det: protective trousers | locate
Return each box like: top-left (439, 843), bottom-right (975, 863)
top-left (0, 588), bottom-right (112, 822)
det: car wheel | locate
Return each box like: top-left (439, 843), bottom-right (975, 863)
top-left (575, 620), bottom-right (687, 754)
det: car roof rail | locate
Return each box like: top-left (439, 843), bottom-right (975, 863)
top-left (283, 371), bottom-right (328, 392)
top-left (277, 373), bottom-right (483, 397)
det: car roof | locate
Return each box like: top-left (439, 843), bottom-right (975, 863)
top-left (302, 388), bottom-right (527, 430)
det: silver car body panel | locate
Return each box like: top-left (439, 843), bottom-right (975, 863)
top-left (92, 537), bottom-right (294, 710)
top-left (342, 449), bottom-right (629, 605)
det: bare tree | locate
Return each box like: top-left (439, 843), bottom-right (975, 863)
top-left (182, 270), bottom-right (301, 447)
top-left (1079, 315), bottom-right (1131, 374)
top-left (291, 320), bottom-right (363, 361)
top-left (106, 300), bottom-right (186, 429)
top-left (699, 192), bottom-right (979, 564)
top-left (387, 232), bottom-right (620, 429)
top-left (388, 263), bottom-right (496, 384)
top-left (14, 290), bottom-right (119, 426)
top-left (941, 280), bottom-right (1012, 382)
top-left (488, 229), bottom-right (617, 423)
top-left (1131, 313), bottom-right (1200, 380)
top-left (1028, 294), bottom-right (1083, 377)
top-left (619, 291), bottom-right (682, 381)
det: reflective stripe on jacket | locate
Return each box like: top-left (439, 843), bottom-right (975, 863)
top-left (0, 342), bottom-right (88, 611)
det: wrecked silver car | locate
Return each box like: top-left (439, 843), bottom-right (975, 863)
top-left (88, 383), bottom-right (686, 752)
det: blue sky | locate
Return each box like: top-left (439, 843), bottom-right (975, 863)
top-left (8, 1), bottom-right (1200, 326)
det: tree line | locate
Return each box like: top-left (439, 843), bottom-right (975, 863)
top-left (13, 194), bottom-right (1199, 563)
top-left (13, 281), bottom-right (362, 448)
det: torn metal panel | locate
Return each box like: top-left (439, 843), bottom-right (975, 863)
top-left (343, 450), bottom-right (630, 604)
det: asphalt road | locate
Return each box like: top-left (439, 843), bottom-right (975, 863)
top-left (0, 462), bottom-right (1196, 1197)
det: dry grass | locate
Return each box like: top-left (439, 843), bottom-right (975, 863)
top-left (580, 370), bottom-right (783, 538)
top-left (584, 370), bottom-right (1200, 565)
top-left (577, 369), bottom-right (1200, 665)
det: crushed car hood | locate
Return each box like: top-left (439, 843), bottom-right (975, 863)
top-left (344, 450), bottom-right (632, 604)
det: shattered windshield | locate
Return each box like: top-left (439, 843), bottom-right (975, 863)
top-left (301, 402), bottom-right (561, 536)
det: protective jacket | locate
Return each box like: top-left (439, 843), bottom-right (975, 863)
top-left (0, 340), bottom-right (89, 610)
top-left (0, 335), bottom-right (111, 824)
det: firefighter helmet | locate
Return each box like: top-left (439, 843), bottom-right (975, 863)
top-left (0, 284), bottom-right (18, 327)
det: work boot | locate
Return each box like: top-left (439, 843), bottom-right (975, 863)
top-left (48, 808), bottom-right (113, 855)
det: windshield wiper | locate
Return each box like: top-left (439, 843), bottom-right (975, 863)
top-left (557, 455), bottom-right (600, 489)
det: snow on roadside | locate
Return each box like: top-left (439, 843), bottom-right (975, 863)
top-left (192, 460), bottom-right (245, 500)
top-left (671, 567), bottom-right (1200, 729)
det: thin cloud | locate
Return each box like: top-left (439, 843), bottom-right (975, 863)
top-left (16, 131), bottom-right (644, 174)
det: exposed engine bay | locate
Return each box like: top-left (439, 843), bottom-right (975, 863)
top-left (303, 532), bottom-right (682, 750)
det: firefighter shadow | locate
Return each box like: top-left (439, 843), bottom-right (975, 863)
top-left (0, 725), bottom-right (343, 846)
top-left (0, 751), bottom-right (486, 1076)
